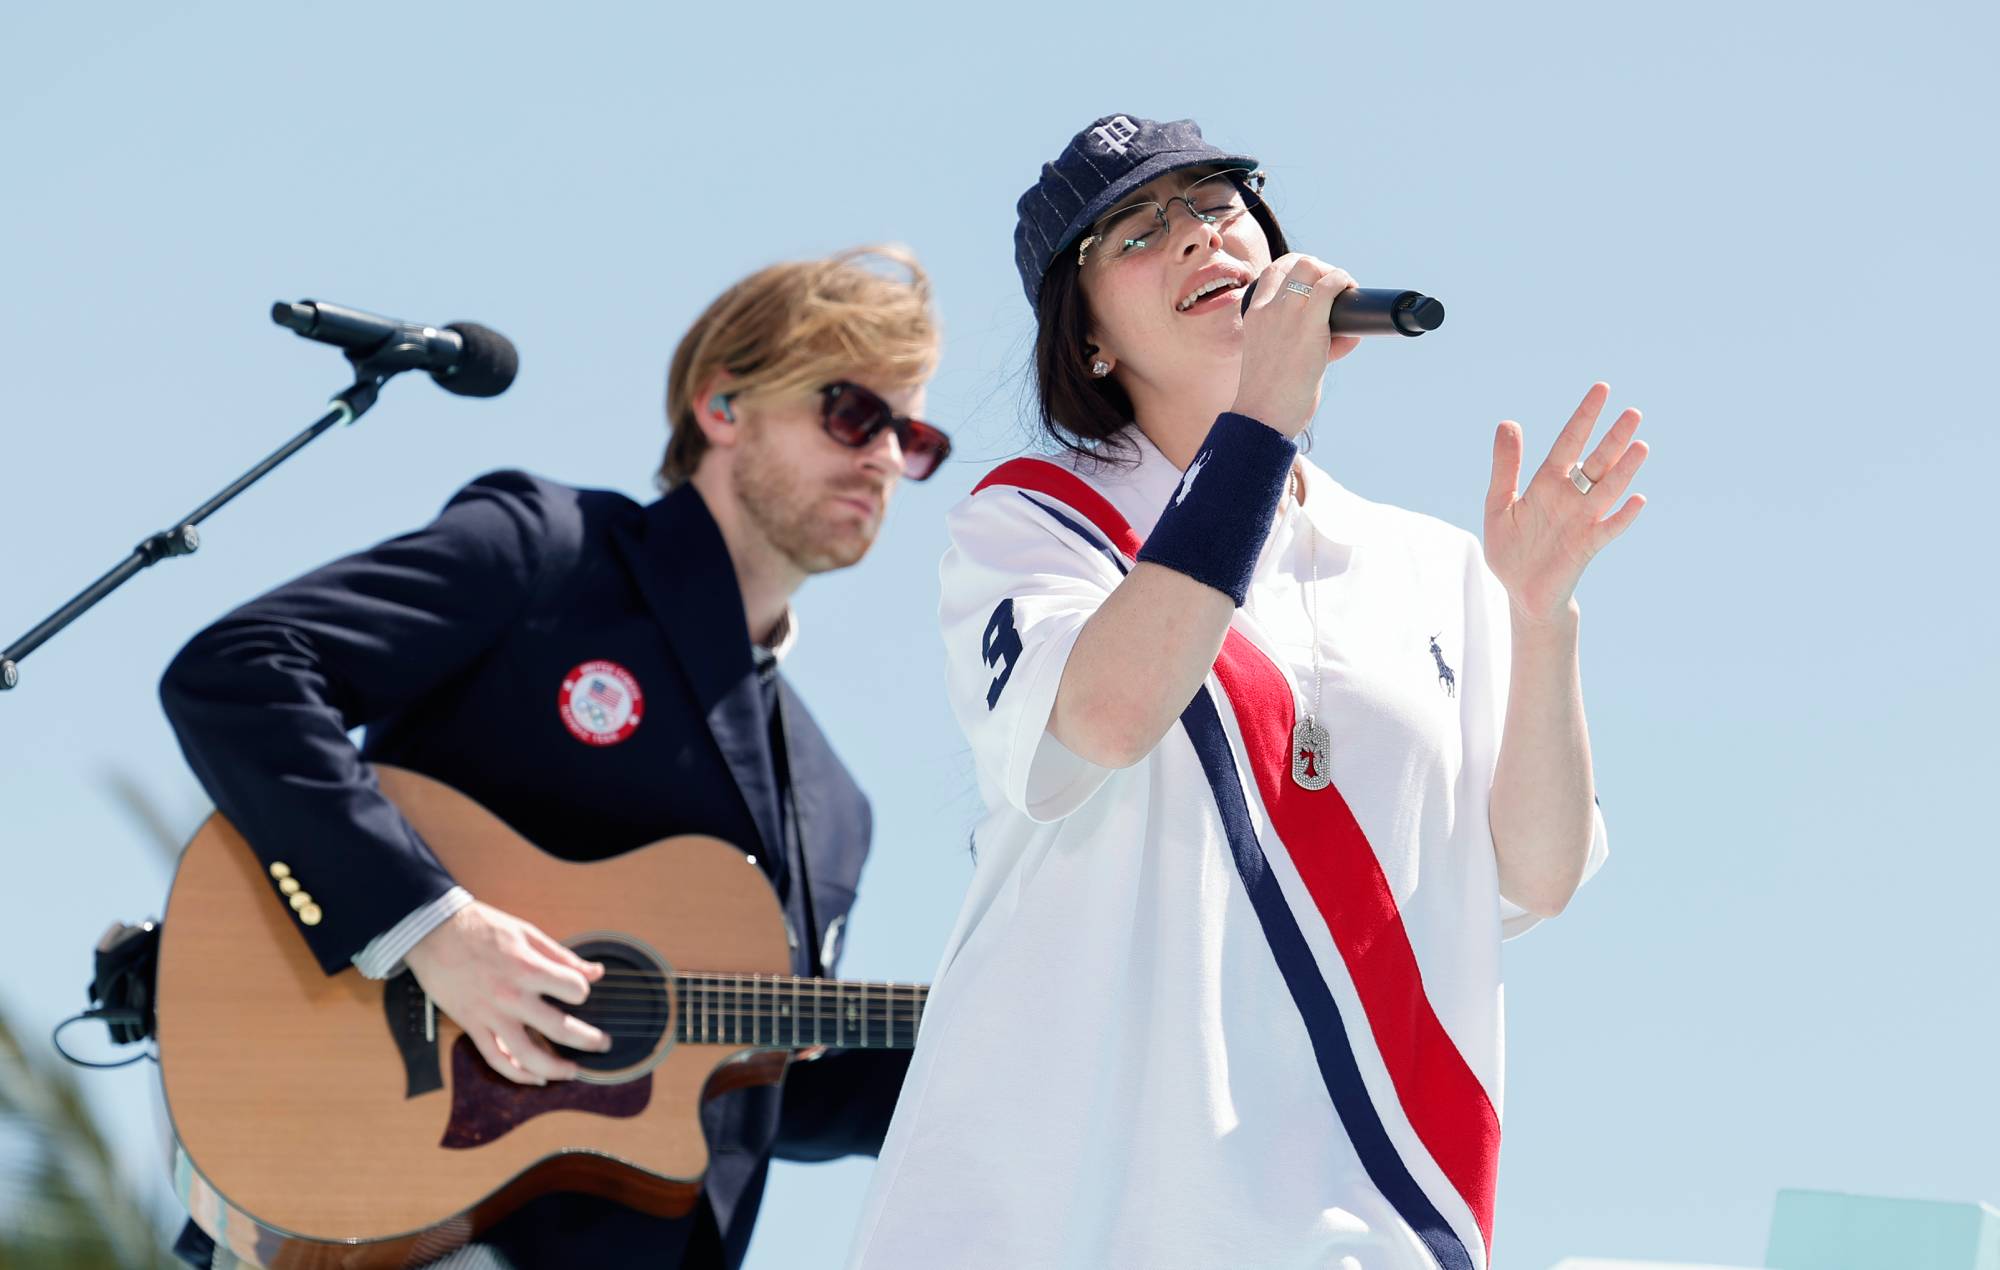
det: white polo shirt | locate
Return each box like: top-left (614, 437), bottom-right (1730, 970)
top-left (846, 429), bottom-right (1608, 1270)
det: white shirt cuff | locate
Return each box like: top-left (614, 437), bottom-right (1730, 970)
top-left (352, 886), bottom-right (475, 979)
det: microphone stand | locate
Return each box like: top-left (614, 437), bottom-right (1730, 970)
top-left (1, 340), bottom-right (427, 692)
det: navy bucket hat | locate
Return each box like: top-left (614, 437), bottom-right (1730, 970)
top-left (1013, 113), bottom-right (1265, 308)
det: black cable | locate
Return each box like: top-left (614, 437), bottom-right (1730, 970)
top-left (51, 1011), bottom-right (157, 1070)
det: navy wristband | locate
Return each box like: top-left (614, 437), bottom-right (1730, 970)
top-left (1137, 411), bottom-right (1296, 606)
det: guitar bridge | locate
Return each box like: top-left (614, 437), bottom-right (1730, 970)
top-left (383, 969), bottom-right (443, 1099)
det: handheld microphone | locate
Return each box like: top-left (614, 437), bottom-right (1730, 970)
top-left (271, 300), bottom-right (519, 396)
top-left (1238, 283), bottom-right (1445, 338)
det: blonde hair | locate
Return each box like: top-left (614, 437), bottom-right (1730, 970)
top-left (660, 245), bottom-right (940, 488)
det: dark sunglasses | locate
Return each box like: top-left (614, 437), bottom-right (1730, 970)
top-left (818, 381), bottom-right (952, 481)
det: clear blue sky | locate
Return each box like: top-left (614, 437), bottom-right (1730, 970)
top-left (2, 3), bottom-right (1994, 1266)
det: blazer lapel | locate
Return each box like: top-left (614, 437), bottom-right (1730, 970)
top-left (774, 678), bottom-right (858, 951)
top-left (610, 485), bottom-right (782, 864)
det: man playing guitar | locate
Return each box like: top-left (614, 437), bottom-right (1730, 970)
top-left (158, 246), bottom-right (949, 1269)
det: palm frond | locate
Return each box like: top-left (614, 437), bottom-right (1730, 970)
top-left (0, 1012), bottom-right (178, 1268)
top-left (97, 766), bottom-right (206, 867)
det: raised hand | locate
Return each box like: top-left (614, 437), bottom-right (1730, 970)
top-left (1483, 382), bottom-right (1648, 625)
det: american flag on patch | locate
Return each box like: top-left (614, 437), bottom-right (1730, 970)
top-left (586, 678), bottom-right (623, 709)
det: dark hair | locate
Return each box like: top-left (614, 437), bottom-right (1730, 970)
top-left (1030, 187), bottom-right (1289, 466)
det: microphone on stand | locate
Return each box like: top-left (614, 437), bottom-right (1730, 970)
top-left (272, 300), bottom-right (519, 397)
top-left (1239, 282), bottom-right (1445, 338)
top-left (0, 299), bottom-right (520, 692)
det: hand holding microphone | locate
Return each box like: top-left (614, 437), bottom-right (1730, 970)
top-left (1230, 254), bottom-right (1363, 438)
top-left (1230, 256), bottom-right (1446, 438)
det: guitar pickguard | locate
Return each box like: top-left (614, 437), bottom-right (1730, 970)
top-left (440, 1036), bottom-right (653, 1149)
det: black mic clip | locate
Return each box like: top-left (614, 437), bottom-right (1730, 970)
top-left (273, 301), bottom-right (439, 416)
top-left (337, 326), bottom-right (448, 401)
top-left (89, 919), bottom-right (161, 1045)
top-left (52, 919), bottom-right (163, 1070)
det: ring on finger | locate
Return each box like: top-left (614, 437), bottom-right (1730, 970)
top-left (1283, 280), bottom-right (1315, 298)
top-left (1568, 463), bottom-right (1596, 495)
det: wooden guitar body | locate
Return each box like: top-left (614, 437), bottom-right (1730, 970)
top-left (157, 766), bottom-right (798, 1269)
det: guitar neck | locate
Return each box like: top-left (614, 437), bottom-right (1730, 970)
top-left (671, 973), bottom-right (927, 1050)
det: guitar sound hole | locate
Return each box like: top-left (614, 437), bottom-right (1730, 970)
top-left (552, 937), bottom-right (670, 1074)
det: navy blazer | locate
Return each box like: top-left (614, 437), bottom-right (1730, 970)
top-left (159, 472), bottom-right (909, 1269)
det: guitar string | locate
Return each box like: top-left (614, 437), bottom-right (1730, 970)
top-left (580, 981), bottom-right (929, 992)
top-left (585, 982), bottom-right (927, 1002)
top-left (519, 983), bottom-right (925, 1001)
top-left (574, 978), bottom-right (927, 994)
top-left (554, 1011), bottom-right (924, 1024)
top-left (545, 1012), bottom-right (918, 1023)
top-left (554, 1024), bottom-right (919, 1033)
top-left (590, 986), bottom-right (927, 999)
top-left (547, 975), bottom-right (923, 989)
top-left (553, 1015), bottom-right (926, 1039)
top-left (571, 1008), bottom-right (922, 1022)
top-left (571, 1008), bottom-right (924, 1021)
top-left (590, 992), bottom-right (928, 1004)
top-left (575, 991), bottom-right (926, 1005)
top-left (545, 1032), bottom-right (916, 1040)
top-left (578, 980), bottom-right (927, 990)
top-left (596, 994), bottom-right (924, 1004)
top-left (568, 1012), bottom-right (918, 1023)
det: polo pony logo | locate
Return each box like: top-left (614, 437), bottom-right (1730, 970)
top-left (1090, 116), bottom-right (1140, 156)
top-left (1428, 634), bottom-right (1457, 697)
top-left (1175, 450), bottom-right (1210, 506)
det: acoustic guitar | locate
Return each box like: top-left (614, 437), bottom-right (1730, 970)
top-left (155, 765), bottom-right (927, 1269)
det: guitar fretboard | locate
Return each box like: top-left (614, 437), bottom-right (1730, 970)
top-left (671, 974), bottom-right (926, 1050)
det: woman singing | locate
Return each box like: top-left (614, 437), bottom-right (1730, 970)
top-left (849, 114), bottom-right (1648, 1270)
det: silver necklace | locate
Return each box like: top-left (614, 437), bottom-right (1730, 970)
top-left (1289, 472), bottom-right (1331, 792)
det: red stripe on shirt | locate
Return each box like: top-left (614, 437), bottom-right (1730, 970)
top-left (973, 457), bottom-right (1499, 1248)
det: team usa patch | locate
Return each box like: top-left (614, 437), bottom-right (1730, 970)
top-left (558, 660), bottom-right (644, 746)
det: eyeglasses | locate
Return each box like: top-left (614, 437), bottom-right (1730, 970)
top-left (1077, 168), bottom-right (1267, 269)
top-left (818, 381), bottom-right (952, 480)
